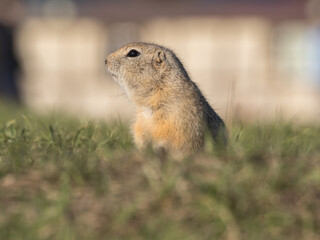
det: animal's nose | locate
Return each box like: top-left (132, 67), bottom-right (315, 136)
top-left (104, 59), bottom-right (108, 65)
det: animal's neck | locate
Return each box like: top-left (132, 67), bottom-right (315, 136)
top-left (134, 75), bottom-right (187, 111)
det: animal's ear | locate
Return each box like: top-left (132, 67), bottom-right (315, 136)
top-left (152, 50), bottom-right (166, 68)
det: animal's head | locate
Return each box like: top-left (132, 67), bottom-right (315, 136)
top-left (105, 42), bottom-right (187, 99)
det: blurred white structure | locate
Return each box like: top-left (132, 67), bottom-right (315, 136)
top-left (17, 17), bottom-right (320, 122)
top-left (17, 18), bottom-right (134, 119)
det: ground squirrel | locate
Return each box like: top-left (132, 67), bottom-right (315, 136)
top-left (105, 42), bottom-right (227, 154)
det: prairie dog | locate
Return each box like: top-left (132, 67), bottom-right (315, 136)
top-left (105, 42), bottom-right (227, 154)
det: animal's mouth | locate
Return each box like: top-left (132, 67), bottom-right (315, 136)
top-left (105, 67), bottom-right (117, 78)
top-left (105, 61), bottom-right (119, 80)
top-left (108, 72), bottom-right (119, 81)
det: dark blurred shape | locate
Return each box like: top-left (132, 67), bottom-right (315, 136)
top-left (0, 23), bottom-right (20, 102)
top-left (0, 0), bottom-right (24, 103)
top-left (76, 0), bottom-right (305, 22)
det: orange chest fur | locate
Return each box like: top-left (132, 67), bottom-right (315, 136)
top-left (134, 110), bottom-right (185, 149)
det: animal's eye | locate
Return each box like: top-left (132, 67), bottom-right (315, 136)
top-left (126, 49), bottom-right (140, 58)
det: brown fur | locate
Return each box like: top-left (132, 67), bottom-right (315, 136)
top-left (105, 42), bottom-right (227, 155)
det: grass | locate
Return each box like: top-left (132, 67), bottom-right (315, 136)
top-left (0, 101), bottom-right (320, 240)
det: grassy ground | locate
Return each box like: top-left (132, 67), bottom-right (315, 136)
top-left (0, 102), bottom-right (320, 240)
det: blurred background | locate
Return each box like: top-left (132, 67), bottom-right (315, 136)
top-left (0, 0), bottom-right (319, 123)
